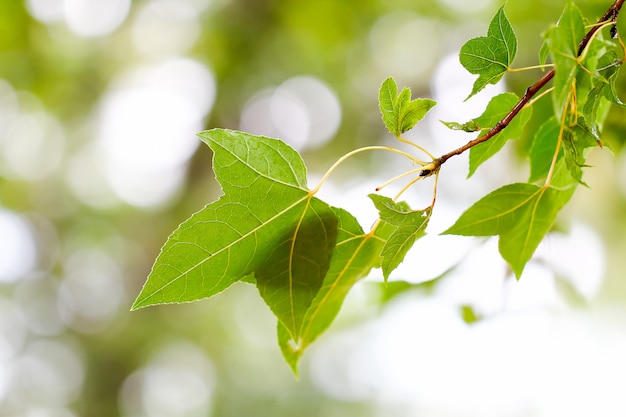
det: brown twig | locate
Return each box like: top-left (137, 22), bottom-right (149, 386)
top-left (424, 0), bottom-right (626, 176)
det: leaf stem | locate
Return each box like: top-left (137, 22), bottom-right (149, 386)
top-left (396, 135), bottom-right (436, 160)
top-left (375, 166), bottom-right (425, 192)
top-left (524, 86), bottom-right (554, 108)
top-left (544, 92), bottom-right (572, 187)
top-left (311, 146), bottom-right (423, 194)
top-left (507, 64), bottom-right (554, 72)
top-left (578, 21), bottom-right (615, 62)
top-left (422, 0), bottom-right (626, 178)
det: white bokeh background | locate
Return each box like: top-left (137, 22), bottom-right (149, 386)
top-left (1, 0), bottom-right (625, 415)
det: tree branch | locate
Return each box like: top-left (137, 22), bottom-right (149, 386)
top-left (424, 0), bottom-right (626, 176)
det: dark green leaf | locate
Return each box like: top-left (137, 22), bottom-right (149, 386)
top-left (278, 207), bottom-right (387, 374)
top-left (529, 117), bottom-right (561, 183)
top-left (459, 6), bottom-right (517, 99)
top-left (369, 194), bottom-right (431, 280)
top-left (444, 183), bottom-right (574, 278)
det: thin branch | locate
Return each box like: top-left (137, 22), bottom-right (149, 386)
top-left (423, 0), bottom-right (626, 176)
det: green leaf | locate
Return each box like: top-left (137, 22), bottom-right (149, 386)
top-left (545, 0), bottom-right (585, 117)
top-left (440, 119), bottom-right (480, 132)
top-left (368, 194), bottom-right (430, 280)
top-left (597, 55), bottom-right (626, 107)
top-left (379, 77), bottom-right (399, 135)
top-left (459, 6), bottom-right (517, 99)
top-left (468, 92), bottom-right (532, 177)
top-left (529, 117), bottom-right (561, 183)
top-left (379, 77), bottom-right (436, 136)
top-left (132, 129), bottom-right (339, 340)
top-left (583, 52), bottom-right (626, 140)
top-left (460, 305), bottom-right (481, 324)
top-left (561, 123), bottom-right (598, 185)
top-left (444, 183), bottom-right (574, 278)
top-left (278, 207), bottom-right (387, 374)
top-left (539, 40), bottom-right (550, 67)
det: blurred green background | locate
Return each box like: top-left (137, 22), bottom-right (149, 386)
top-left (2, 0), bottom-right (626, 416)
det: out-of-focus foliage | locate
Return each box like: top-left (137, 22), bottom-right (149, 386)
top-left (2, 0), bottom-right (626, 416)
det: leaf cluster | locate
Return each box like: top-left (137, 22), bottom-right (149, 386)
top-left (134, 0), bottom-right (626, 373)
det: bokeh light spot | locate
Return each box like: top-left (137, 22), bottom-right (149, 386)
top-left (120, 341), bottom-right (215, 417)
top-left (64, 0), bottom-right (131, 37)
top-left (0, 210), bottom-right (37, 283)
top-left (3, 113), bottom-right (65, 181)
top-left (369, 13), bottom-right (441, 82)
top-left (12, 339), bottom-right (84, 407)
top-left (240, 76), bottom-right (341, 151)
top-left (96, 58), bottom-right (216, 207)
top-left (438, 0), bottom-right (494, 14)
top-left (132, 0), bottom-right (201, 57)
top-left (58, 249), bottom-right (126, 334)
top-left (26, 0), bottom-right (64, 24)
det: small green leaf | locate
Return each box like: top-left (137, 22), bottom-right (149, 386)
top-left (379, 77), bottom-right (399, 135)
top-left (399, 95), bottom-right (437, 135)
top-left (369, 194), bottom-right (431, 280)
top-left (440, 120), bottom-right (480, 132)
top-left (545, 0), bottom-right (585, 117)
top-left (460, 305), bottom-right (481, 324)
top-left (444, 183), bottom-right (574, 278)
top-left (459, 6), bottom-right (517, 99)
top-left (379, 77), bottom-right (436, 136)
top-left (468, 92), bottom-right (532, 177)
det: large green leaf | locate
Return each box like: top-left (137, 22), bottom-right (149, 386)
top-left (467, 92), bottom-right (532, 177)
top-left (379, 77), bottom-right (436, 137)
top-left (132, 129), bottom-right (339, 339)
top-left (459, 6), bottom-right (517, 99)
top-left (444, 183), bottom-right (574, 278)
top-left (278, 207), bottom-right (389, 374)
top-left (545, 0), bottom-right (585, 117)
top-left (368, 194), bottom-right (430, 280)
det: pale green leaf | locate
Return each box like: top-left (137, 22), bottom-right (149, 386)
top-left (379, 77), bottom-right (436, 136)
top-left (440, 120), bottom-right (481, 132)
